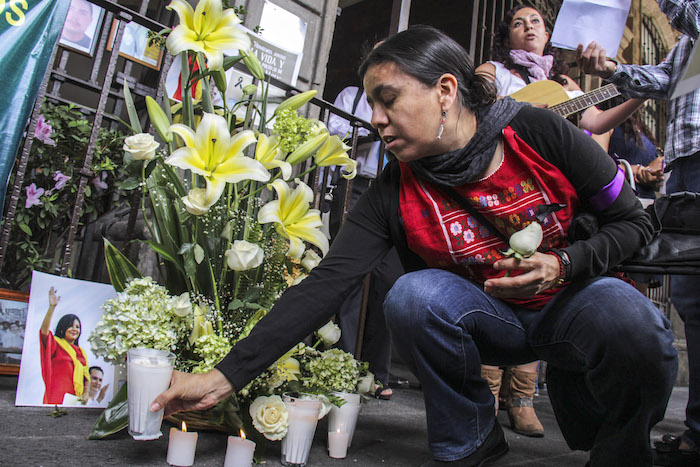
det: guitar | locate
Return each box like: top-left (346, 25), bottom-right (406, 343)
top-left (509, 80), bottom-right (620, 117)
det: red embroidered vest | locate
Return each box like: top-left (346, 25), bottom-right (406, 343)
top-left (399, 126), bottom-right (580, 309)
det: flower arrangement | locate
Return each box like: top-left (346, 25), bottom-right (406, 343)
top-left (89, 0), bottom-right (372, 446)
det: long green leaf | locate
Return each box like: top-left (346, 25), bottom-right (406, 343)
top-left (123, 83), bottom-right (143, 133)
top-left (88, 383), bottom-right (128, 439)
top-left (103, 238), bottom-right (142, 292)
top-left (144, 240), bottom-right (186, 275)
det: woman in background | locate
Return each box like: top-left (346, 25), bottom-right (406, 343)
top-left (39, 287), bottom-right (89, 405)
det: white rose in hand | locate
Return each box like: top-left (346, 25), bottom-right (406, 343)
top-left (317, 320), bottom-right (341, 347)
top-left (123, 133), bottom-right (159, 160)
top-left (249, 395), bottom-right (288, 440)
top-left (225, 240), bottom-right (264, 271)
top-left (502, 222), bottom-right (543, 259)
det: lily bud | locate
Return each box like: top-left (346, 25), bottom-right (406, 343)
top-left (242, 84), bottom-right (258, 96)
top-left (286, 132), bottom-right (328, 165)
top-left (243, 51), bottom-right (265, 80)
top-left (275, 90), bottom-right (318, 115)
top-left (145, 96), bottom-right (172, 143)
top-left (502, 222), bottom-right (543, 259)
top-left (212, 68), bottom-right (227, 93)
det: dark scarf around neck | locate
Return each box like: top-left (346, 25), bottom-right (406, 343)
top-left (409, 97), bottom-right (528, 187)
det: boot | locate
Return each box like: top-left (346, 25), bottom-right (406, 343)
top-left (481, 366), bottom-right (503, 414)
top-left (507, 368), bottom-right (544, 437)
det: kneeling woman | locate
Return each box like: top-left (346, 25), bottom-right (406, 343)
top-left (154, 26), bottom-right (677, 466)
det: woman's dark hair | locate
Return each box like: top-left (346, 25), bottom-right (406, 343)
top-left (490, 4), bottom-right (569, 78)
top-left (599, 95), bottom-right (658, 148)
top-left (359, 25), bottom-right (497, 111)
top-left (55, 314), bottom-right (81, 345)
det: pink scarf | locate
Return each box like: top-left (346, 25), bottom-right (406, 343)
top-left (509, 49), bottom-right (554, 82)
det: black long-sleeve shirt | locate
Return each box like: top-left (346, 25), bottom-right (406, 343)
top-left (216, 106), bottom-right (654, 391)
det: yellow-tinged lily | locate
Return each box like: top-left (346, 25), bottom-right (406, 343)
top-left (313, 134), bottom-right (357, 179)
top-left (258, 179), bottom-right (329, 259)
top-left (166, 113), bottom-right (270, 204)
top-left (189, 304), bottom-right (215, 344)
top-left (166, 0), bottom-right (251, 71)
top-left (255, 133), bottom-right (292, 180)
top-left (276, 357), bottom-right (302, 382)
top-left (275, 90), bottom-right (318, 115)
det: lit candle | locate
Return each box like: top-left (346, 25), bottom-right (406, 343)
top-left (166, 422), bottom-right (198, 467)
top-left (328, 428), bottom-right (349, 459)
top-left (224, 430), bottom-right (256, 467)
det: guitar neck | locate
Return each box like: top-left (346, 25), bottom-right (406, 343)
top-left (549, 83), bottom-right (620, 117)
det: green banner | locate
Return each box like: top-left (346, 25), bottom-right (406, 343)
top-left (0, 0), bottom-right (69, 215)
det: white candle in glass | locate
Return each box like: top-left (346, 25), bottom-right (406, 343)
top-left (328, 428), bottom-right (349, 459)
top-left (166, 422), bottom-right (198, 467)
top-left (224, 430), bottom-right (256, 467)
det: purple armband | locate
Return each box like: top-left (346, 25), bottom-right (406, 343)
top-left (589, 166), bottom-right (625, 212)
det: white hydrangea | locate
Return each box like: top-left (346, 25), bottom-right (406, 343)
top-left (89, 277), bottom-right (189, 364)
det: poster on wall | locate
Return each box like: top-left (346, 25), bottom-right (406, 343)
top-left (0, 289), bottom-right (29, 374)
top-left (58, 0), bottom-right (105, 57)
top-left (107, 19), bottom-right (164, 70)
top-left (15, 272), bottom-right (118, 408)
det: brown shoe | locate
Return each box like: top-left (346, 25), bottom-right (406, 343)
top-left (481, 366), bottom-right (503, 414)
top-left (506, 368), bottom-right (544, 437)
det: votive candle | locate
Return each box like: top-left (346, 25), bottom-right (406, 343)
top-left (166, 422), bottom-right (198, 467)
top-left (328, 428), bottom-right (350, 459)
top-left (224, 430), bottom-right (256, 467)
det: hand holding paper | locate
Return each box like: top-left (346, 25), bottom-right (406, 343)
top-left (551, 0), bottom-right (632, 56)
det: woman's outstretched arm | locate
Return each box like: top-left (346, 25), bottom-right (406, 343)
top-left (40, 287), bottom-right (60, 337)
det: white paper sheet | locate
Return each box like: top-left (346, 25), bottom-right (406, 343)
top-left (672, 39), bottom-right (700, 99)
top-left (551, 0), bottom-right (632, 56)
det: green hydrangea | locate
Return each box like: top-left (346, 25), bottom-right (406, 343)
top-left (304, 348), bottom-right (362, 392)
top-left (191, 334), bottom-right (232, 374)
top-left (88, 277), bottom-right (188, 364)
top-left (272, 108), bottom-right (314, 153)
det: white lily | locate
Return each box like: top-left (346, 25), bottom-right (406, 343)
top-left (166, 113), bottom-right (270, 205)
top-left (166, 0), bottom-right (251, 71)
top-left (313, 134), bottom-right (357, 179)
top-left (254, 133), bottom-right (292, 180)
top-left (258, 179), bottom-right (329, 259)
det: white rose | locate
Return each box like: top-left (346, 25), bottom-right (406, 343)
top-left (301, 250), bottom-right (322, 272)
top-left (123, 133), bottom-right (159, 160)
top-left (356, 371), bottom-right (375, 395)
top-left (317, 321), bottom-right (341, 347)
top-left (170, 292), bottom-right (192, 317)
top-left (225, 240), bottom-right (264, 271)
top-left (504, 222), bottom-right (543, 259)
top-left (249, 395), bottom-right (288, 440)
top-left (181, 188), bottom-right (214, 216)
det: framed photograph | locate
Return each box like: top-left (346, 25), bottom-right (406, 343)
top-left (0, 289), bottom-right (29, 375)
top-left (107, 19), bottom-right (164, 70)
top-left (15, 272), bottom-right (119, 408)
top-left (58, 0), bottom-right (105, 57)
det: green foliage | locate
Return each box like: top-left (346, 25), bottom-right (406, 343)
top-left (2, 103), bottom-right (129, 289)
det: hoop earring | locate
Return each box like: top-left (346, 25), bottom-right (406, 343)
top-left (436, 109), bottom-right (446, 139)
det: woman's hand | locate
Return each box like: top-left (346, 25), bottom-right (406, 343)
top-left (484, 252), bottom-right (562, 299)
top-left (48, 287), bottom-right (60, 307)
top-left (150, 369), bottom-right (234, 417)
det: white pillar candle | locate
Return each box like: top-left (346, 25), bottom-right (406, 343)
top-left (166, 422), bottom-right (198, 466)
top-left (224, 431), bottom-right (256, 467)
top-left (328, 429), bottom-right (350, 459)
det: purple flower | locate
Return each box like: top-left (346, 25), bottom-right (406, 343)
top-left (53, 171), bottom-right (71, 190)
top-left (35, 115), bottom-right (56, 146)
top-left (92, 171), bottom-right (108, 190)
top-left (25, 183), bottom-right (45, 208)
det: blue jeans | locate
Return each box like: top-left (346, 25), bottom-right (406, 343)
top-left (384, 270), bottom-right (677, 465)
top-left (667, 154), bottom-right (700, 450)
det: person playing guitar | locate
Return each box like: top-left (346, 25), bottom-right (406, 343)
top-left (475, 3), bottom-right (644, 149)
